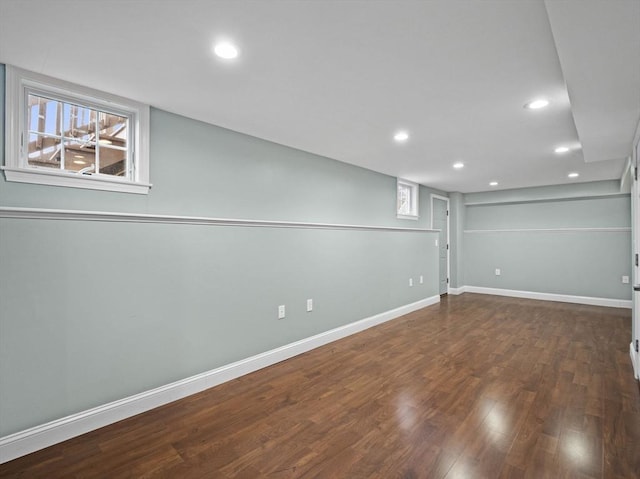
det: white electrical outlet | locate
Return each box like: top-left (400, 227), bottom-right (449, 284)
top-left (278, 305), bottom-right (285, 319)
top-left (419, 275), bottom-right (424, 284)
top-left (409, 278), bottom-right (413, 287)
top-left (622, 275), bottom-right (630, 284)
top-left (307, 299), bottom-right (313, 312)
top-left (495, 268), bottom-right (501, 276)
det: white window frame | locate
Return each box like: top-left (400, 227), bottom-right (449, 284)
top-left (397, 178), bottom-right (419, 220)
top-left (3, 65), bottom-right (151, 194)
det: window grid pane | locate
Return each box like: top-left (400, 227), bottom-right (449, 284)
top-left (26, 93), bottom-right (130, 178)
top-left (398, 184), bottom-right (411, 215)
top-left (397, 182), bottom-right (417, 217)
top-left (27, 134), bottom-right (62, 169)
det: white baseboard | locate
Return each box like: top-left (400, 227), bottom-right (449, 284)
top-left (448, 286), bottom-right (467, 295)
top-left (632, 342), bottom-right (639, 380)
top-left (0, 295), bottom-right (440, 464)
top-left (463, 286), bottom-right (632, 309)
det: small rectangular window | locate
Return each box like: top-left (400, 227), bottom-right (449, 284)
top-left (26, 93), bottom-right (130, 177)
top-left (3, 66), bottom-right (151, 194)
top-left (397, 179), bottom-right (419, 219)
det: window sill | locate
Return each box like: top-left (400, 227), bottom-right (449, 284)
top-left (397, 213), bottom-right (419, 221)
top-left (1, 167), bottom-right (152, 195)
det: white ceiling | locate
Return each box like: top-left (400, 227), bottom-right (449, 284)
top-left (0, 0), bottom-right (638, 193)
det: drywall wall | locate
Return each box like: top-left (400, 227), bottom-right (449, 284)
top-left (0, 218), bottom-right (438, 435)
top-left (0, 64), bottom-right (442, 437)
top-left (464, 182), bottom-right (631, 301)
top-left (0, 69), bottom-right (445, 228)
top-left (449, 192), bottom-right (464, 289)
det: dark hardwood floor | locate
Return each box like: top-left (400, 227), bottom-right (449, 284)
top-left (1, 293), bottom-right (638, 478)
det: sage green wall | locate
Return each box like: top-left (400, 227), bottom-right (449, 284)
top-left (466, 195), bottom-right (630, 230)
top-left (463, 182), bottom-right (632, 300)
top-left (449, 192), bottom-right (465, 288)
top-left (0, 220), bottom-right (437, 434)
top-left (0, 64), bottom-right (440, 436)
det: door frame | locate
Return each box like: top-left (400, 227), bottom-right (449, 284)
top-left (632, 135), bottom-right (640, 380)
top-left (431, 194), bottom-right (450, 294)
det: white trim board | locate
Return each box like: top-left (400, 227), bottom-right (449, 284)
top-left (0, 207), bottom-right (438, 233)
top-left (0, 295), bottom-right (440, 464)
top-left (463, 286), bottom-right (631, 309)
top-left (464, 227), bottom-right (630, 233)
top-left (630, 343), bottom-right (639, 380)
top-left (448, 287), bottom-right (466, 295)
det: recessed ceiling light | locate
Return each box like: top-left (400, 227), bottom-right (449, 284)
top-left (74, 154), bottom-right (85, 159)
top-left (214, 41), bottom-right (239, 59)
top-left (98, 139), bottom-right (112, 145)
top-left (489, 181), bottom-right (498, 186)
top-left (394, 131), bottom-right (409, 142)
top-left (554, 146), bottom-right (570, 154)
top-left (568, 172), bottom-right (579, 178)
top-left (524, 99), bottom-right (549, 110)
top-left (73, 160), bottom-right (87, 165)
top-left (453, 162), bottom-right (464, 169)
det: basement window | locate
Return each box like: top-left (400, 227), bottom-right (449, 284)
top-left (3, 66), bottom-right (151, 194)
top-left (397, 178), bottom-right (419, 220)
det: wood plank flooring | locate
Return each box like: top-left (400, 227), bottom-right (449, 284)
top-left (1, 293), bottom-right (638, 478)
